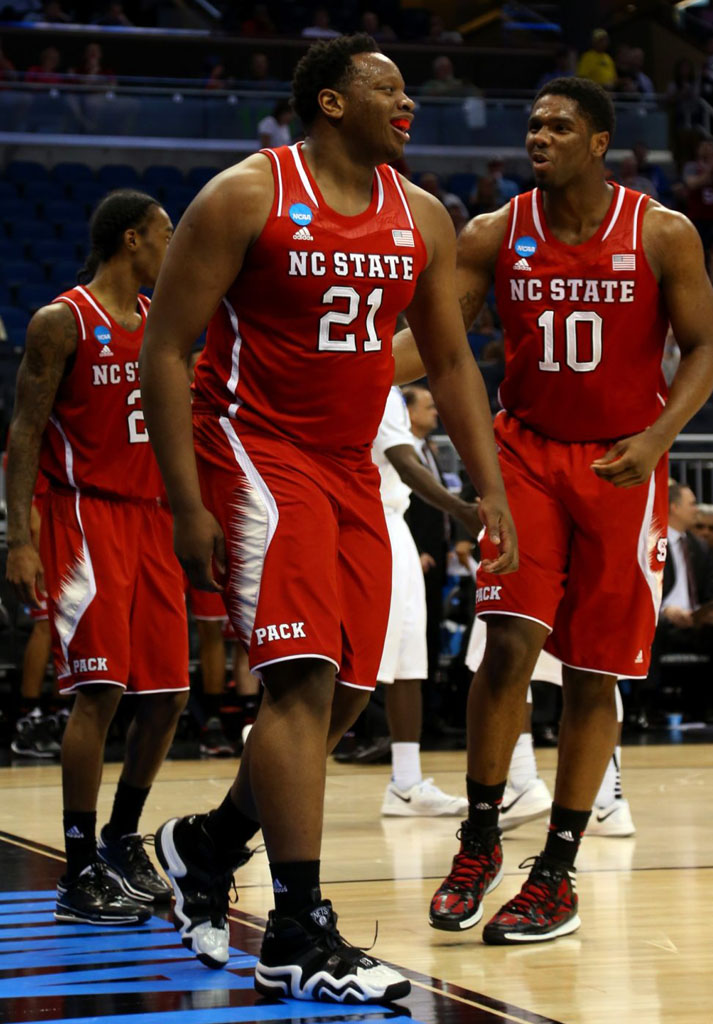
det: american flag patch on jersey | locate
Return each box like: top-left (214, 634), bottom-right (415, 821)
top-left (612, 253), bottom-right (636, 271)
top-left (392, 229), bottom-right (414, 247)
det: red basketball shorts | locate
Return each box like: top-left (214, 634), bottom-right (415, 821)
top-left (477, 413), bottom-right (669, 678)
top-left (185, 578), bottom-right (228, 621)
top-left (193, 413), bottom-right (392, 690)
top-left (40, 490), bottom-right (189, 695)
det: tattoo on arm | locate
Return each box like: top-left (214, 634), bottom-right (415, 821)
top-left (459, 289), bottom-right (482, 331)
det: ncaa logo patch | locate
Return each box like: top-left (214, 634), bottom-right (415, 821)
top-left (514, 235), bottom-right (537, 258)
top-left (94, 326), bottom-right (111, 346)
top-left (289, 203), bottom-right (313, 226)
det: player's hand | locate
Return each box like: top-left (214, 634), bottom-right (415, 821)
top-left (174, 506), bottom-right (226, 592)
top-left (454, 500), bottom-right (485, 540)
top-left (419, 552), bottom-right (436, 574)
top-left (6, 542), bottom-right (45, 608)
top-left (454, 539), bottom-right (474, 568)
top-left (477, 493), bottom-right (518, 574)
top-left (590, 429), bottom-right (666, 488)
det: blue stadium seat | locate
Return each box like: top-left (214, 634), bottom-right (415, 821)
top-left (5, 162), bottom-right (48, 184)
top-left (69, 181), bottom-right (108, 211)
top-left (186, 166), bottom-right (220, 190)
top-left (0, 306), bottom-right (30, 346)
top-left (57, 221), bottom-right (90, 249)
top-left (17, 282), bottom-right (57, 314)
top-left (44, 200), bottom-right (84, 226)
top-left (142, 166), bottom-right (185, 196)
top-left (96, 164), bottom-right (141, 189)
top-left (0, 199), bottom-right (36, 225)
top-left (0, 181), bottom-right (18, 202)
top-left (162, 185), bottom-right (197, 213)
top-left (3, 260), bottom-right (44, 287)
top-left (49, 260), bottom-right (79, 286)
top-left (8, 220), bottom-right (53, 245)
top-left (30, 239), bottom-right (78, 265)
top-left (52, 162), bottom-right (94, 187)
top-left (0, 238), bottom-right (18, 261)
top-left (0, 284), bottom-right (11, 306)
top-left (23, 180), bottom-right (64, 207)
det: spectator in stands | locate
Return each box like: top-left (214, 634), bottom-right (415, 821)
top-left (536, 45), bottom-right (576, 90)
top-left (417, 171), bottom-right (465, 213)
top-left (576, 28), bottom-right (617, 90)
top-left (469, 174), bottom-right (500, 217)
top-left (618, 153), bottom-right (658, 197)
top-left (25, 45), bottom-right (63, 84)
top-left (360, 10), bottom-right (396, 43)
top-left (632, 141), bottom-right (669, 201)
top-left (629, 47), bottom-right (654, 96)
top-left (241, 51), bottom-right (284, 90)
top-left (683, 138), bottom-right (713, 260)
top-left (666, 57), bottom-right (700, 162)
top-left (700, 35), bottom-right (713, 111)
top-left (694, 503), bottom-right (713, 549)
top-left (444, 193), bottom-right (468, 235)
top-left (204, 57), bottom-right (233, 90)
top-left (301, 6), bottom-right (340, 39)
top-left (421, 54), bottom-right (473, 97)
top-left (94, 2), bottom-right (133, 27)
top-left (422, 12), bottom-right (462, 45)
top-left (476, 157), bottom-right (520, 205)
top-left (25, 1), bottom-right (71, 23)
top-left (241, 3), bottom-right (276, 37)
top-left (71, 41), bottom-right (116, 85)
top-left (258, 98), bottom-right (293, 148)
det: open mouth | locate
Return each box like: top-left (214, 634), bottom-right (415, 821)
top-left (531, 153), bottom-right (549, 166)
top-left (390, 118), bottom-right (412, 139)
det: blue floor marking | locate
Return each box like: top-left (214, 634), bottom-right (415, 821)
top-left (16, 1009), bottom-right (414, 1024)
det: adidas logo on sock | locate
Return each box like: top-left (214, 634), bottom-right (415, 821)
top-left (513, 257), bottom-right (531, 271)
top-left (65, 826), bottom-right (85, 839)
top-left (557, 829), bottom-right (575, 842)
top-left (293, 226), bottom-right (313, 241)
top-left (272, 877), bottom-right (288, 894)
top-left (474, 801), bottom-right (493, 810)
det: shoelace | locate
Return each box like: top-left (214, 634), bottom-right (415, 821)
top-left (504, 857), bottom-right (566, 915)
top-left (442, 828), bottom-right (495, 891)
top-left (316, 906), bottom-right (378, 959)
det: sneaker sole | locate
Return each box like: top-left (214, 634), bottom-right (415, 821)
top-left (10, 743), bottom-right (57, 758)
top-left (155, 818), bottom-right (228, 970)
top-left (483, 912), bottom-right (581, 945)
top-left (254, 963), bottom-right (411, 1004)
top-left (54, 905), bottom-right (150, 925)
top-left (429, 862), bottom-right (504, 932)
top-left (499, 805), bottom-right (551, 833)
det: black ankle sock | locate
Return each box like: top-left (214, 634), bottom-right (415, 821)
top-left (202, 693), bottom-right (223, 721)
top-left (544, 803), bottom-right (591, 867)
top-left (104, 780), bottom-right (150, 840)
top-left (63, 810), bottom-right (97, 879)
top-left (269, 860), bottom-right (321, 917)
top-left (466, 777), bottom-right (506, 830)
top-left (204, 791), bottom-right (261, 869)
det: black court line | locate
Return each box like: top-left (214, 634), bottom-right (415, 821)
top-left (0, 831), bottom-right (565, 1024)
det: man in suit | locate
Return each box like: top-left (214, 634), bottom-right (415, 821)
top-left (649, 481), bottom-right (713, 720)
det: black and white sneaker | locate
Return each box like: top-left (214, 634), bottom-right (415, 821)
top-left (97, 827), bottom-right (172, 903)
top-left (255, 897), bottom-right (410, 1004)
top-left (55, 860), bottom-right (151, 925)
top-left (11, 709), bottom-right (60, 759)
top-left (155, 815), bottom-right (252, 969)
top-left (199, 717), bottom-right (234, 757)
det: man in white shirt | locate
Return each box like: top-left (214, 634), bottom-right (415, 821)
top-left (371, 387), bottom-right (481, 815)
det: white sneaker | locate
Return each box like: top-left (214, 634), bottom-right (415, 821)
top-left (500, 777), bottom-right (552, 833)
top-left (381, 778), bottom-right (468, 817)
top-left (587, 798), bottom-right (636, 837)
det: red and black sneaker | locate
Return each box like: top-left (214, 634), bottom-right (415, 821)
top-left (429, 822), bottom-right (503, 931)
top-left (482, 853), bottom-right (580, 945)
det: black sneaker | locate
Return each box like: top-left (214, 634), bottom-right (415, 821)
top-left (155, 814), bottom-right (252, 969)
top-left (429, 822), bottom-right (503, 931)
top-left (482, 854), bottom-right (580, 945)
top-left (255, 896), bottom-right (410, 1004)
top-left (11, 709), bottom-right (60, 759)
top-left (55, 860), bottom-right (151, 925)
top-left (97, 827), bottom-right (172, 903)
top-left (199, 717), bottom-right (234, 757)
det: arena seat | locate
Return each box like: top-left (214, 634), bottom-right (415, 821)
top-left (17, 282), bottom-right (57, 314)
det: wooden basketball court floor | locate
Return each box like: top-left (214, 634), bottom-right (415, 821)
top-left (0, 743), bottom-right (710, 1024)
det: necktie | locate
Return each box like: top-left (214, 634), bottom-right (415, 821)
top-left (420, 442), bottom-right (451, 543)
top-left (681, 534), bottom-right (699, 608)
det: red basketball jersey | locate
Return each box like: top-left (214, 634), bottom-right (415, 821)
top-left (192, 143), bottom-right (428, 451)
top-left (495, 185), bottom-right (669, 442)
top-left (40, 285), bottom-right (164, 500)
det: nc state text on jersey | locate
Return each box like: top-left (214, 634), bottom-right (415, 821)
top-left (289, 250), bottom-right (415, 280)
top-left (510, 278), bottom-right (635, 303)
top-left (92, 360), bottom-right (140, 386)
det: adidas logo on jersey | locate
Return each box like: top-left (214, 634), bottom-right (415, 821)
top-left (513, 257), bottom-right (531, 271)
top-left (293, 226), bottom-right (313, 241)
top-left (99, 346), bottom-right (114, 357)
top-left (635, 650), bottom-right (644, 664)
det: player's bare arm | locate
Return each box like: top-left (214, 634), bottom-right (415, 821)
top-left (392, 205), bottom-right (508, 385)
top-left (6, 302), bottom-right (77, 605)
top-left (593, 206), bottom-right (713, 488)
top-left (401, 192), bottom-right (517, 573)
top-left (141, 156), bottom-right (274, 589)
top-left (385, 443), bottom-right (482, 537)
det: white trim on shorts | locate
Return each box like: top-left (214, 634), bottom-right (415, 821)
top-left (557, 657), bottom-right (647, 680)
top-left (336, 677), bottom-right (372, 691)
top-left (58, 679), bottom-right (191, 694)
top-left (251, 653), bottom-right (340, 676)
top-left (476, 610), bottom-right (553, 632)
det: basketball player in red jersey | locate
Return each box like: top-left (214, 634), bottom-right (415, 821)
top-left (6, 191), bottom-right (190, 926)
top-left (396, 77), bottom-right (713, 944)
top-left (141, 35), bottom-right (516, 1003)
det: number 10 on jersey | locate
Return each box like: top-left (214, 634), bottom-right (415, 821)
top-left (537, 310), bottom-right (603, 373)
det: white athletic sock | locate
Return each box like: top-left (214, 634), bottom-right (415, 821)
top-left (595, 746), bottom-right (622, 808)
top-left (391, 742), bottom-right (422, 792)
top-left (508, 732), bottom-right (538, 792)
